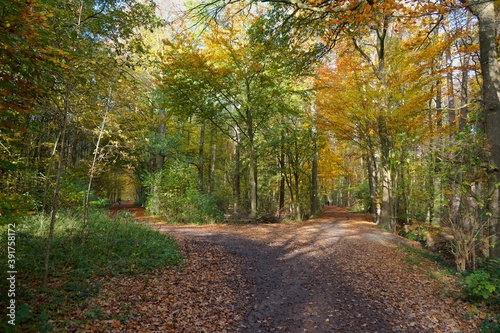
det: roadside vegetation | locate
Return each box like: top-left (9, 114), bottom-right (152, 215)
top-left (398, 243), bottom-right (500, 332)
top-left (0, 210), bottom-right (182, 332)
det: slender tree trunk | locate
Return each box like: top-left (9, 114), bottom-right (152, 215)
top-left (208, 130), bottom-right (216, 194)
top-left (450, 172), bottom-right (463, 226)
top-left (446, 47), bottom-right (456, 131)
top-left (156, 115), bottom-right (166, 171)
top-left (249, 129), bottom-right (257, 218)
top-left (279, 133), bottom-right (285, 217)
top-left (429, 39), bottom-right (444, 225)
top-left (43, 89), bottom-right (69, 288)
top-left (279, 152), bottom-right (285, 217)
top-left (310, 103), bottom-right (319, 217)
top-left (246, 81), bottom-right (257, 218)
top-left (365, 153), bottom-right (376, 216)
top-left (459, 54), bottom-right (469, 131)
top-left (436, 80), bottom-right (443, 128)
top-left (233, 131), bottom-right (241, 214)
top-left (198, 120), bottom-right (206, 192)
top-left (83, 87), bottom-right (112, 236)
top-left (294, 170), bottom-right (301, 220)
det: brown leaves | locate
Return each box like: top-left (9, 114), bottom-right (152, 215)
top-left (60, 236), bottom-right (249, 332)
top-left (57, 207), bottom-right (491, 332)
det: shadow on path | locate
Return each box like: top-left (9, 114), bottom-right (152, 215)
top-left (151, 207), bottom-right (446, 332)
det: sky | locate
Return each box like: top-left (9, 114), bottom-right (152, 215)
top-left (155, 0), bottom-right (186, 20)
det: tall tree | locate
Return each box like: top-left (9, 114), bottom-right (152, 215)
top-left (158, 6), bottom-right (322, 218)
top-left (467, 0), bottom-right (500, 258)
top-left (317, 28), bottom-right (444, 230)
top-left (201, 0), bottom-right (500, 254)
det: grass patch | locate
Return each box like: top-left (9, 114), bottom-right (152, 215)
top-left (399, 245), bottom-right (455, 272)
top-left (0, 209), bottom-right (182, 332)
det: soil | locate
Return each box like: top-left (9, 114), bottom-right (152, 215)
top-left (141, 206), bottom-right (481, 333)
top-left (109, 200), bottom-right (146, 218)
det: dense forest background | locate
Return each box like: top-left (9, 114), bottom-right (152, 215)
top-left (1, 0), bottom-right (499, 275)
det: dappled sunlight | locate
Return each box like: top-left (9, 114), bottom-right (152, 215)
top-left (149, 208), bottom-right (478, 332)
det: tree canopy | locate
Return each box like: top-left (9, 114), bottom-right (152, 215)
top-left (1, 0), bottom-right (499, 272)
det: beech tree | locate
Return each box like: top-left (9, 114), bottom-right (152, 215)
top-left (317, 28), bottom-right (442, 228)
top-left (201, 0), bottom-right (499, 257)
top-left (467, 0), bottom-right (500, 258)
top-left (157, 6), bottom-right (323, 218)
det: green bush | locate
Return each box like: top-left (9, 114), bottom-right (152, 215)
top-left (481, 315), bottom-right (500, 333)
top-left (462, 262), bottom-right (499, 303)
top-left (145, 161), bottom-right (223, 224)
top-left (351, 180), bottom-right (371, 212)
top-left (405, 225), bottom-right (428, 246)
top-left (464, 271), bottom-right (497, 300)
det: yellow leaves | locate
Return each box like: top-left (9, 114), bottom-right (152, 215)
top-left (308, 0), bottom-right (324, 6)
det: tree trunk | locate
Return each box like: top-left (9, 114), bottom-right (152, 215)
top-left (428, 38), bottom-right (444, 225)
top-left (208, 130), bottom-right (216, 194)
top-left (378, 115), bottom-right (394, 232)
top-left (279, 146), bottom-right (285, 217)
top-left (459, 53), bottom-right (469, 131)
top-left (446, 46), bottom-right (456, 131)
top-left (366, 153), bottom-right (376, 216)
top-left (83, 87), bottom-right (112, 236)
top-left (246, 80), bottom-right (258, 218)
top-left (469, 0), bottom-right (500, 258)
top-left (198, 120), bottom-right (206, 192)
top-left (156, 118), bottom-right (166, 171)
top-left (233, 129), bottom-right (241, 214)
top-left (249, 132), bottom-right (257, 218)
top-left (294, 170), bottom-right (301, 220)
top-left (310, 103), bottom-right (319, 217)
top-left (43, 89), bottom-right (69, 288)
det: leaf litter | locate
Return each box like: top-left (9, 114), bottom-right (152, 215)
top-left (62, 206), bottom-right (489, 332)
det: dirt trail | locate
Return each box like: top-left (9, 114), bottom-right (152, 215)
top-left (148, 207), bottom-right (478, 333)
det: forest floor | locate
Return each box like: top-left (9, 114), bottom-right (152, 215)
top-left (70, 206), bottom-right (488, 332)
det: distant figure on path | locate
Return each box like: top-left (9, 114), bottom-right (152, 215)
top-left (117, 197), bottom-right (122, 205)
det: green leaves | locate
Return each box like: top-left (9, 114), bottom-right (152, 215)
top-left (0, 0), bottom-right (162, 213)
top-left (0, 193), bottom-right (37, 226)
top-left (145, 161), bottom-right (223, 223)
top-left (464, 270), bottom-right (498, 300)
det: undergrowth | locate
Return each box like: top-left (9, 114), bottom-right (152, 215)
top-left (399, 245), bottom-right (500, 332)
top-left (0, 209), bottom-right (182, 332)
top-left (399, 245), bottom-right (455, 272)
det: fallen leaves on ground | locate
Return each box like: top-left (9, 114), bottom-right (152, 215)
top-left (60, 236), bottom-right (250, 332)
top-left (57, 206), bottom-right (490, 332)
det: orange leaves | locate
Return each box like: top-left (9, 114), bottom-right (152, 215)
top-left (47, 215), bottom-right (490, 332)
top-left (59, 236), bottom-right (248, 332)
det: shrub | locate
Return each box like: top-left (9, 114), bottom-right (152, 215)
top-left (481, 315), bottom-right (500, 333)
top-left (463, 271), bottom-right (497, 300)
top-left (351, 180), bottom-right (371, 212)
top-left (145, 161), bottom-right (223, 224)
top-left (462, 261), bottom-right (499, 304)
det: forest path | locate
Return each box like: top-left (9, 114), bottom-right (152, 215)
top-left (144, 206), bottom-right (478, 333)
